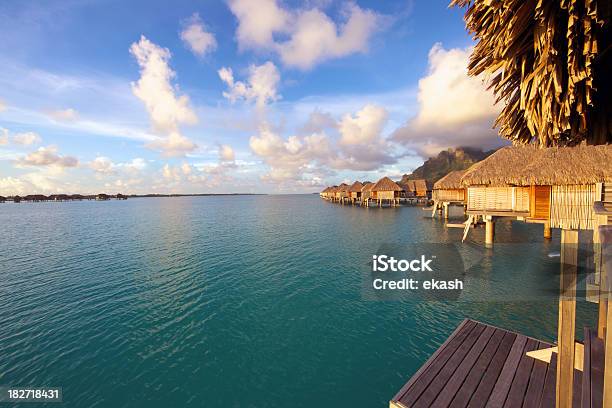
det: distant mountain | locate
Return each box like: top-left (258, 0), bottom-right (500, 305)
top-left (400, 147), bottom-right (497, 186)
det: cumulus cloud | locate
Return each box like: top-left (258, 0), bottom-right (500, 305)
top-left (339, 104), bottom-right (387, 145)
top-left (392, 43), bottom-right (502, 157)
top-left (17, 145), bottom-right (78, 168)
top-left (249, 103), bottom-right (399, 183)
top-left (130, 35), bottom-right (198, 156)
top-left (48, 108), bottom-right (79, 122)
top-left (218, 61), bottom-right (280, 107)
top-left (299, 109), bottom-right (336, 134)
top-left (180, 13), bottom-right (217, 57)
top-left (90, 156), bottom-right (115, 173)
top-left (12, 131), bottom-right (42, 146)
top-left (219, 144), bottom-right (235, 162)
top-left (228, 0), bottom-right (289, 49)
top-left (227, 0), bottom-right (382, 70)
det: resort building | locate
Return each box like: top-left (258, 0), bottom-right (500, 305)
top-left (432, 170), bottom-right (467, 219)
top-left (348, 181), bottom-right (364, 205)
top-left (361, 182), bottom-right (375, 207)
top-left (460, 145), bottom-right (612, 246)
top-left (371, 177), bottom-right (403, 207)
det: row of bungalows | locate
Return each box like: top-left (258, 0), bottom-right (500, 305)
top-left (398, 179), bottom-right (431, 201)
top-left (455, 145), bottom-right (612, 246)
top-left (320, 177), bottom-right (407, 207)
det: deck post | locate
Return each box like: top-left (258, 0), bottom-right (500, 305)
top-left (544, 222), bottom-right (552, 239)
top-left (443, 203), bottom-right (449, 220)
top-left (485, 216), bottom-right (495, 247)
top-left (556, 229), bottom-right (578, 408)
top-left (601, 225), bottom-right (612, 406)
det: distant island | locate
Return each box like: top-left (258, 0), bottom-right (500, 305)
top-left (0, 193), bottom-right (266, 203)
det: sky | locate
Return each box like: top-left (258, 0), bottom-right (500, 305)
top-left (0, 0), bottom-right (504, 195)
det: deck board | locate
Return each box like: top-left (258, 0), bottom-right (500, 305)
top-left (391, 319), bottom-right (585, 408)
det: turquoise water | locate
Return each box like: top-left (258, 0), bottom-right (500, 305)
top-left (0, 195), bottom-right (597, 407)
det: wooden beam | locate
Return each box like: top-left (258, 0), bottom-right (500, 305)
top-left (602, 225), bottom-right (612, 406)
top-left (485, 217), bottom-right (495, 247)
top-left (556, 229), bottom-right (578, 408)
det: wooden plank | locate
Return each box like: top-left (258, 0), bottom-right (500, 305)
top-left (523, 341), bottom-right (551, 408)
top-left (430, 326), bottom-right (496, 407)
top-left (393, 320), bottom-right (474, 404)
top-left (486, 334), bottom-right (528, 406)
top-left (411, 323), bottom-right (487, 407)
top-left (449, 328), bottom-right (506, 408)
top-left (590, 329), bottom-right (604, 408)
top-left (467, 331), bottom-right (517, 408)
top-left (557, 229), bottom-right (578, 408)
top-left (583, 329), bottom-right (592, 408)
top-left (505, 338), bottom-right (539, 407)
top-left (539, 352), bottom-right (557, 408)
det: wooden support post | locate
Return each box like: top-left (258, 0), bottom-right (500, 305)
top-left (556, 229), bottom-right (578, 408)
top-left (485, 217), bottom-right (495, 247)
top-left (443, 203), bottom-right (449, 220)
top-left (544, 222), bottom-right (552, 239)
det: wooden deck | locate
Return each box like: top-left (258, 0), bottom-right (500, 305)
top-left (391, 319), bottom-right (584, 408)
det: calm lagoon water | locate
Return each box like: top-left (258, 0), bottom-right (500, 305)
top-left (0, 195), bottom-right (597, 407)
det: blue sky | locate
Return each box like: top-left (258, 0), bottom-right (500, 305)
top-left (0, 0), bottom-right (503, 195)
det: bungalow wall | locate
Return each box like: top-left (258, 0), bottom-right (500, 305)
top-left (433, 189), bottom-right (465, 202)
top-left (376, 191), bottom-right (399, 200)
top-left (549, 184), bottom-right (597, 230)
top-left (467, 186), bottom-right (530, 213)
top-left (529, 185), bottom-right (551, 219)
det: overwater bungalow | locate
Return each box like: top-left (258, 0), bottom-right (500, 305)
top-left (12, 195), bottom-right (21, 203)
top-left (348, 181), bottom-right (364, 205)
top-left (0, 195), bottom-right (5, 203)
top-left (336, 183), bottom-right (350, 205)
top-left (320, 187), bottom-right (331, 200)
top-left (116, 193), bottom-right (128, 200)
top-left (371, 177), bottom-right (402, 207)
top-left (361, 182), bottom-right (375, 207)
top-left (96, 193), bottom-right (110, 201)
top-left (48, 194), bottom-right (70, 201)
top-left (432, 170), bottom-right (467, 219)
top-left (460, 145), bottom-right (612, 245)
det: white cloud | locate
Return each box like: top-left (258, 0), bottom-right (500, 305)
top-left (12, 131), bottom-right (42, 145)
top-left (299, 109), bottom-right (336, 134)
top-left (0, 99), bottom-right (6, 112)
top-left (17, 145), bottom-right (78, 168)
top-left (392, 43), bottom-right (502, 156)
top-left (90, 156), bottom-right (115, 173)
top-left (130, 35), bottom-right (198, 156)
top-left (180, 13), bottom-right (217, 57)
top-left (227, 0), bottom-right (382, 70)
top-left (277, 4), bottom-right (380, 70)
top-left (123, 158), bottom-right (147, 171)
top-left (47, 108), bottom-right (79, 122)
top-left (339, 104), bottom-right (387, 145)
top-left (219, 144), bottom-right (235, 162)
top-left (219, 61), bottom-right (280, 107)
top-left (227, 0), bottom-right (289, 49)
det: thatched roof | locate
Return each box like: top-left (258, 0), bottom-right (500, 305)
top-left (337, 183), bottom-right (349, 192)
top-left (372, 176), bottom-right (402, 192)
top-left (434, 170), bottom-right (467, 190)
top-left (361, 182), bottom-right (374, 192)
top-left (349, 181), bottom-right (364, 192)
top-left (413, 179), bottom-right (429, 192)
top-left (399, 180), bottom-right (416, 192)
top-left (461, 144), bottom-right (612, 186)
top-left (321, 187), bottom-right (330, 193)
top-left (451, 0), bottom-right (612, 146)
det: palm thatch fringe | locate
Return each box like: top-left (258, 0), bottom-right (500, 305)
top-left (451, 0), bottom-right (612, 146)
